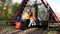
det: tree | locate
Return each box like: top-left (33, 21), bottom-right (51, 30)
top-left (0, 0), bottom-right (12, 19)
top-left (0, 0), bottom-right (6, 18)
top-left (11, 3), bottom-right (20, 18)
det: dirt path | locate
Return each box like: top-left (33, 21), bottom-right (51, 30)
top-left (0, 26), bottom-right (60, 34)
top-left (0, 26), bottom-right (48, 34)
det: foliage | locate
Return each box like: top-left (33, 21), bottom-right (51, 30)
top-left (12, 3), bottom-right (20, 16)
top-left (0, 0), bottom-right (20, 19)
top-left (0, 0), bottom-right (12, 19)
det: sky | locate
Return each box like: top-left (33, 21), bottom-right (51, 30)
top-left (12, 0), bottom-right (22, 3)
top-left (12, 0), bottom-right (60, 17)
top-left (46, 0), bottom-right (60, 17)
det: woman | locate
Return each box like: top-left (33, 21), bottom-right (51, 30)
top-left (28, 12), bottom-right (35, 27)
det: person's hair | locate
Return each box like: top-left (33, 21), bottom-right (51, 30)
top-left (27, 11), bottom-right (30, 14)
top-left (30, 12), bottom-right (33, 16)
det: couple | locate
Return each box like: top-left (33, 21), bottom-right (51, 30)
top-left (25, 11), bottom-right (35, 27)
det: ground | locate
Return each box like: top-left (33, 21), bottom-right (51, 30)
top-left (0, 26), bottom-right (60, 34)
top-left (0, 20), bottom-right (60, 34)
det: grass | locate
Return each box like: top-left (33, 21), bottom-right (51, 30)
top-left (49, 28), bottom-right (58, 31)
top-left (0, 20), bottom-right (6, 24)
top-left (0, 20), bottom-right (10, 27)
top-left (47, 28), bottom-right (60, 34)
top-left (0, 20), bottom-right (8, 29)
